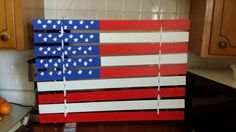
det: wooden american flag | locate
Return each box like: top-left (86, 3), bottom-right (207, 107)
top-left (33, 19), bottom-right (189, 123)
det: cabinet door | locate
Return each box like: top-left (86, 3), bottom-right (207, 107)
top-left (210, 0), bottom-right (236, 56)
top-left (0, 0), bottom-right (16, 49)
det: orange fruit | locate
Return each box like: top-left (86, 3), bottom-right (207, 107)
top-left (0, 102), bottom-right (12, 115)
top-left (0, 98), bottom-right (6, 105)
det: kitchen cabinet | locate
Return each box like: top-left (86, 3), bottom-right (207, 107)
top-left (0, 0), bottom-right (44, 50)
top-left (190, 0), bottom-right (236, 57)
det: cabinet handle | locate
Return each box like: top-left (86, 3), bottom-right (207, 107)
top-left (0, 33), bottom-right (10, 41)
top-left (218, 41), bottom-right (227, 49)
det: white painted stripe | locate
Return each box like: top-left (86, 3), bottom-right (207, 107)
top-left (37, 76), bottom-right (186, 92)
top-left (100, 32), bottom-right (189, 43)
top-left (39, 99), bottom-right (185, 114)
top-left (101, 53), bottom-right (187, 66)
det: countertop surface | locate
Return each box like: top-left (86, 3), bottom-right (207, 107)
top-left (188, 68), bottom-right (236, 89)
top-left (0, 104), bottom-right (32, 132)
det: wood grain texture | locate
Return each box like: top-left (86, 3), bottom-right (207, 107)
top-left (0, 0), bottom-right (16, 49)
top-left (0, 0), bottom-right (44, 50)
top-left (190, 0), bottom-right (236, 57)
top-left (209, 0), bottom-right (236, 56)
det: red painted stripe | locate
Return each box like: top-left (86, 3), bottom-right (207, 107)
top-left (101, 64), bottom-right (186, 78)
top-left (162, 20), bottom-right (190, 30)
top-left (100, 43), bottom-right (188, 55)
top-left (38, 87), bottom-right (185, 104)
top-left (100, 20), bottom-right (190, 30)
top-left (39, 111), bottom-right (184, 123)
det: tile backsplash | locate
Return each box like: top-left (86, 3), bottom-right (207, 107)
top-left (0, 0), bottom-right (235, 105)
top-left (0, 50), bottom-right (35, 105)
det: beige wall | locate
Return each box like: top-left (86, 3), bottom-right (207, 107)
top-left (44, 0), bottom-right (190, 20)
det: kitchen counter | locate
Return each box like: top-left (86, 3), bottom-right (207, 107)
top-left (186, 69), bottom-right (236, 131)
top-left (188, 68), bottom-right (236, 89)
top-left (0, 104), bottom-right (32, 132)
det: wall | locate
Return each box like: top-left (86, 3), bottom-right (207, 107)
top-left (0, 50), bottom-right (35, 105)
top-left (44, 0), bottom-right (189, 20)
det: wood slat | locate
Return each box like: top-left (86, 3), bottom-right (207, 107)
top-left (39, 111), bottom-right (184, 123)
top-left (100, 43), bottom-right (188, 55)
top-left (37, 76), bottom-right (186, 92)
top-left (39, 99), bottom-right (185, 114)
top-left (101, 53), bottom-right (187, 66)
top-left (100, 20), bottom-right (190, 30)
top-left (38, 87), bottom-right (185, 104)
top-left (100, 32), bottom-right (189, 43)
top-left (101, 64), bottom-right (186, 78)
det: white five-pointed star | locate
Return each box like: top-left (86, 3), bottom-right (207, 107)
top-left (39, 47), bottom-right (43, 51)
top-left (69, 34), bottom-right (73, 38)
top-left (42, 25), bottom-right (47, 28)
top-left (54, 63), bottom-right (58, 67)
top-left (47, 47), bottom-right (51, 51)
top-left (49, 71), bottom-right (53, 75)
top-left (73, 26), bottom-right (78, 29)
top-left (57, 20), bottom-right (61, 24)
top-left (43, 51), bottom-right (48, 55)
top-left (78, 70), bottom-right (82, 74)
top-left (48, 34), bottom-right (52, 38)
top-left (44, 63), bottom-right (48, 68)
top-left (38, 34), bottom-right (42, 37)
top-left (84, 61), bottom-right (88, 66)
top-left (90, 21), bottom-right (94, 24)
top-left (88, 47), bottom-right (92, 51)
top-left (40, 72), bottom-right (44, 76)
top-left (40, 59), bottom-right (44, 63)
top-left (47, 20), bottom-right (52, 24)
top-left (67, 70), bottom-right (72, 75)
top-left (43, 37), bottom-right (48, 42)
top-left (89, 70), bottom-right (93, 75)
top-left (57, 47), bottom-right (62, 51)
top-left (53, 37), bottom-right (57, 42)
top-left (79, 20), bottom-right (84, 24)
top-left (69, 20), bottom-right (73, 24)
top-left (37, 20), bottom-right (42, 24)
top-left (89, 34), bottom-right (94, 39)
top-left (58, 71), bottom-right (62, 75)
top-left (67, 47), bottom-right (72, 50)
top-left (74, 38), bottom-right (78, 42)
top-left (52, 51), bottom-right (56, 54)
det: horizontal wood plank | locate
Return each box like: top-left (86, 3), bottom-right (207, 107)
top-left (39, 99), bottom-right (185, 114)
top-left (38, 87), bottom-right (185, 104)
top-left (37, 76), bottom-right (186, 92)
top-left (39, 111), bottom-right (184, 123)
